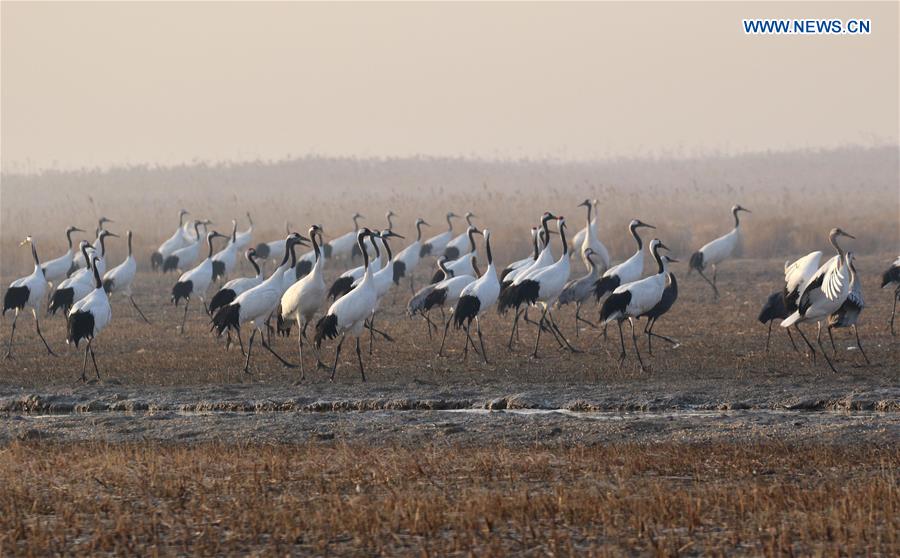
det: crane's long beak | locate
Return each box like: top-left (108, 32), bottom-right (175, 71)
top-left (422, 221), bottom-right (431, 227)
top-left (842, 232), bottom-right (856, 239)
top-left (107, 232), bottom-right (120, 238)
top-left (658, 242), bottom-right (669, 251)
top-left (668, 257), bottom-right (680, 263)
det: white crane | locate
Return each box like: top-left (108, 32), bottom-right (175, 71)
top-left (327, 235), bottom-right (385, 301)
top-left (151, 209), bottom-right (190, 270)
top-left (171, 231), bottom-right (229, 333)
top-left (392, 218), bottom-right (430, 291)
top-left (323, 213), bottom-right (364, 261)
top-left (314, 229), bottom-right (380, 382)
top-left (757, 251), bottom-right (823, 352)
top-left (448, 229), bottom-right (501, 363)
top-left (428, 260), bottom-right (477, 355)
top-left (407, 257), bottom-right (456, 338)
top-left (211, 233), bottom-right (307, 373)
top-left (688, 204), bottom-right (751, 298)
top-left (67, 255), bottom-right (112, 382)
top-left (71, 216), bottom-right (113, 271)
top-left (499, 227), bottom-right (539, 283)
top-left (233, 212), bottom-right (254, 250)
top-left (209, 248), bottom-right (263, 316)
top-left (593, 219), bottom-right (656, 302)
top-left (351, 229), bottom-right (405, 354)
top-left (600, 238), bottom-right (671, 371)
top-left (419, 212), bottom-right (457, 259)
top-left (575, 199), bottom-right (610, 273)
top-left (557, 247), bottom-right (601, 336)
top-left (823, 253), bottom-right (869, 364)
top-left (211, 220), bottom-right (239, 282)
top-left (162, 220), bottom-right (205, 272)
top-left (638, 254), bottom-right (680, 354)
top-left (780, 228), bottom-right (855, 373)
top-left (881, 256), bottom-right (900, 335)
top-left (443, 212), bottom-right (476, 260)
top-left (429, 226), bottom-right (481, 284)
top-left (3, 237), bottom-right (55, 358)
top-left (41, 226), bottom-right (86, 287)
top-left (49, 230), bottom-right (118, 315)
top-left (512, 217), bottom-right (579, 358)
top-left (102, 230), bottom-right (151, 324)
top-left (253, 222), bottom-right (293, 263)
top-left (278, 226), bottom-right (328, 378)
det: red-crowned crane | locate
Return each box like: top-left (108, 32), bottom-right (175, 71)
top-left (102, 230), bottom-right (151, 323)
top-left (3, 237), bottom-right (55, 358)
top-left (780, 228), bottom-right (855, 373)
top-left (151, 209), bottom-right (190, 270)
top-left (209, 248), bottom-right (263, 316)
top-left (71, 217), bottom-right (113, 272)
top-left (233, 212), bottom-right (254, 250)
top-left (171, 231), bottom-right (229, 333)
top-left (575, 199), bottom-right (610, 274)
top-left (823, 253), bottom-right (869, 364)
top-left (688, 205), bottom-right (750, 298)
top-left (162, 220), bottom-right (206, 273)
top-left (450, 229), bottom-right (501, 363)
top-left (639, 254), bottom-right (679, 353)
top-left (211, 220), bottom-right (239, 282)
top-left (67, 256), bottom-right (111, 381)
top-left (757, 251), bottom-right (823, 352)
top-left (600, 239), bottom-right (671, 371)
top-left (420, 212), bottom-right (457, 259)
top-left (41, 226), bottom-right (86, 287)
top-left (392, 218), bottom-right (430, 291)
top-left (558, 248), bottom-right (601, 336)
top-left (429, 226), bottom-right (481, 284)
top-left (49, 230), bottom-right (118, 315)
top-left (881, 256), bottom-right (900, 335)
top-left (593, 219), bottom-right (656, 303)
top-left (443, 212), bottom-right (476, 260)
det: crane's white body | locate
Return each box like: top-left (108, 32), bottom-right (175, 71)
top-left (581, 218), bottom-right (610, 273)
top-left (605, 269), bottom-right (667, 323)
top-left (170, 238), bottom-right (203, 271)
top-left (697, 227), bottom-right (740, 267)
top-left (56, 265), bottom-right (98, 306)
top-left (8, 252), bottom-right (48, 314)
top-left (212, 231), bottom-right (239, 278)
top-left (72, 231), bottom-right (102, 270)
top-left (445, 231), bottom-right (471, 257)
top-left (157, 227), bottom-right (191, 260)
top-left (326, 232), bottom-right (358, 259)
top-left (784, 251), bottom-right (823, 301)
top-left (782, 254), bottom-right (851, 327)
top-left (422, 229), bottom-right (453, 256)
top-left (281, 246), bottom-right (327, 328)
top-left (42, 248), bottom-right (75, 284)
top-left (338, 238), bottom-right (383, 282)
top-left (177, 256), bottom-right (216, 298)
top-left (526, 245), bottom-right (571, 308)
top-left (103, 250), bottom-right (137, 296)
top-left (229, 263), bottom-right (289, 330)
top-left (68, 283), bottom-right (111, 337)
top-left (443, 252), bottom-right (478, 279)
top-left (326, 265), bottom-right (377, 338)
top-left (234, 215), bottom-right (253, 250)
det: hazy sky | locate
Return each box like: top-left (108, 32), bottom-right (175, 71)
top-left (2, 1), bottom-right (897, 172)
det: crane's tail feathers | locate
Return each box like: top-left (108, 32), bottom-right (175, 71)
top-left (327, 277), bottom-right (354, 301)
top-left (453, 295), bottom-right (480, 329)
top-left (419, 244), bottom-right (432, 258)
top-left (392, 260), bottom-right (406, 285)
top-left (600, 291), bottom-right (630, 324)
top-left (688, 251), bottom-right (704, 274)
top-left (322, 243), bottom-right (333, 260)
top-left (171, 281), bottom-right (193, 306)
top-left (593, 276), bottom-right (619, 301)
top-left (210, 261), bottom-right (226, 283)
top-left (48, 288), bottom-right (74, 315)
top-left (102, 278), bottom-right (114, 294)
top-left (780, 311), bottom-right (801, 328)
top-left (208, 288), bottom-right (236, 316)
top-left (496, 283), bottom-right (519, 314)
top-left (294, 260), bottom-right (312, 280)
top-left (3, 286), bottom-right (29, 315)
top-left (66, 310), bottom-right (94, 348)
top-left (162, 256), bottom-right (179, 273)
top-left (314, 314), bottom-right (339, 348)
top-left (429, 268), bottom-right (444, 284)
top-left (882, 267), bottom-right (900, 288)
top-left (210, 303), bottom-right (240, 337)
top-left (443, 247), bottom-right (460, 261)
top-left (150, 252), bottom-right (163, 271)
top-left (757, 291), bottom-right (787, 324)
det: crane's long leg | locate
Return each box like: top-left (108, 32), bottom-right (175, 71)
top-left (532, 307), bottom-right (548, 358)
top-left (507, 309), bottom-right (522, 349)
top-left (575, 302), bottom-right (596, 336)
top-left (793, 325), bottom-right (817, 363)
top-left (236, 328), bottom-right (246, 356)
top-left (330, 334), bottom-right (346, 382)
top-left (260, 330), bottom-right (296, 368)
top-left (853, 325), bottom-right (870, 365)
top-left (243, 329), bottom-right (256, 374)
top-left (355, 337), bottom-right (366, 382)
top-left (89, 342), bottom-right (101, 380)
top-left (785, 327), bottom-right (799, 353)
top-left (629, 318), bottom-right (647, 372)
top-left (696, 269), bottom-right (719, 299)
top-left (827, 325), bottom-right (837, 355)
top-left (891, 289), bottom-right (898, 336)
top-left (438, 312), bottom-right (453, 356)
top-left (645, 318), bottom-right (654, 355)
top-left (296, 318), bottom-right (306, 381)
top-left (32, 310), bottom-right (55, 356)
top-left (4, 312), bottom-right (19, 359)
top-left (129, 295), bottom-right (152, 324)
top-left (814, 328), bottom-right (838, 374)
top-left (80, 341), bottom-right (90, 382)
top-left (616, 320), bottom-right (627, 367)
top-left (764, 321), bottom-right (773, 353)
top-left (475, 316), bottom-right (488, 364)
top-left (180, 299), bottom-right (190, 335)
top-left (548, 310), bottom-right (579, 353)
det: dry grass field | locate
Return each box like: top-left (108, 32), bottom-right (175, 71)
top-left (1, 441), bottom-right (897, 556)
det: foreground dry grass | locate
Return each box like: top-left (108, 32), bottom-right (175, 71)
top-left (1, 441), bottom-right (896, 556)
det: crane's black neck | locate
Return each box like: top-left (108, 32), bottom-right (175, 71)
top-left (179, 212), bottom-right (186, 227)
top-left (66, 228), bottom-right (75, 250)
top-left (30, 241), bottom-right (40, 267)
top-left (358, 232), bottom-right (370, 270)
top-left (370, 236), bottom-right (381, 261)
top-left (438, 259), bottom-right (452, 279)
top-left (311, 229), bottom-right (321, 261)
top-left (630, 223), bottom-right (643, 251)
top-left (80, 244), bottom-right (92, 270)
top-left (468, 228), bottom-right (477, 253)
top-left (485, 234), bottom-right (493, 265)
top-left (386, 213), bottom-right (394, 230)
top-left (531, 230), bottom-right (539, 260)
top-left (127, 231), bottom-right (133, 257)
top-left (382, 236), bottom-right (393, 261)
top-left (829, 232), bottom-right (845, 261)
top-left (231, 221), bottom-right (237, 242)
top-left (732, 208), bottom-right (741, 228)
top-left (278, 238), bottom-right (293, 268)
top-left (353, 215), bottom-right (361, 231)
top-left (559, 222), bottom-right (568, 256)
top-left (540, 215), bottom-right (552, 248)
top-left (98, 234), bottom-right (108, 258)
top-left (248, 252), bottom-right (261, 277)
top-left (92, 258), bottom-right (102, 289)
top-left (289, 239), bottom-right (298, 269)
top-left (446, 214), bottom-right (454, 231)
top-left (653, 244), bottom-right (665, 274)
top-left (194, 221), bottom-right (202, 239)
top-left (584, 202), bottom-right (592, 224)
top-left (466, 214), bottom-right (474, 226)
top-left (207, 234), bottom-right (217, 259)
top-left (416, 221), bottom-right (424, 241)
top-left (246, 213), bottom-right (253, 227)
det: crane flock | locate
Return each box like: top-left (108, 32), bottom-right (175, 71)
top-left (3, 203), bottom-right (897, 382)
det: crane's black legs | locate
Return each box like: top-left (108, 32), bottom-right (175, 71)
top-left (33, 314), bottom-right (55, 356)
top-left (891, 289), bottom-right (898, 335)
top-left (814, 326), bottom-right (838, 373)
top-left (507, 309), bottom-right (522, 349)
top-left (532, 307), bottom-right (547, 358)
top-left (80, 340), bottom-right (90, 382)
top-left (793, 325), bottom-right (817, 364)
top-left (629, 318), bottom-right (647, 372)
top-left (547, 311), bottom-right (579, 353)
top-left (574, 302), bottom-right (596, 338)
top-left (260, 332), bottom-right (296, 368)
top-left (616, 321), bottom-right (627, 366)
top-left (129, 295), bottom-right (152, 324)
top-left (180, 299), bottom-right (190, 334)
top-left (785, 327), bottom-right (799, 353)
top-left (296, 320), bottom-right (306, 382)
top-left (438, 312), bottom-right (452, 356)
top-left (696, 268), bottom-right (719, 299)
top-left (243, 329), bottom-right (256, 374)
top-left (330, 334), bottom-right (346, 382)
top-left (355, 337), bottom-right (366, 382)
top-left (475, 316), bottom-right (488, 364)
top-left (764, 321), bottom-right (773, 353)
top-left (89, 343), bottom-right (101, 380)
top-left (827, 325), bottom-right (837, 354)
top-left (4, 312), bottom-right (18, 359)
top-left (853, 325), bottom-right (870, 365)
